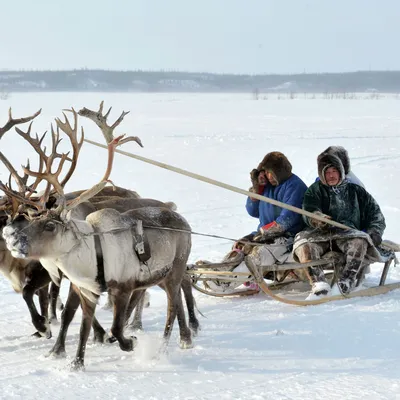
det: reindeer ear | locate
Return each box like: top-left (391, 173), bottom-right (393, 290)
top-left (46, 196), bottom-right (58, 209)
top-left (60, 209), bottom-right (72, 222)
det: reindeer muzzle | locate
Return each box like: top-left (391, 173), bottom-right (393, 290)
top-left (2, 225), bottom-right (29, 258)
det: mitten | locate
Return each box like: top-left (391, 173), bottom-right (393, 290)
top-left (369, 232), bottom-right (382, 247)
top-left (249, 169), bottom-right (266, 195)
top-left (253, 221), bottom-right (284, 242)
top-left (309, 211), bottom-right (331, 229)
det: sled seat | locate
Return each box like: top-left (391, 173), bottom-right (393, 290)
top-left (187, 258), bottom-right (336, 297)
top-left (187, 240), bottom-right (398, 298)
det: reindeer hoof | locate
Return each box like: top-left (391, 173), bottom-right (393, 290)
top-left (69, 359), bottom-right (85, 372)
top-left (119, 336), bottom-right (137, 352)
top-left (47, 348), bottom-right (67, 359)
top-left (93, 331), bottom-right (107, 344)
top-left (32, 329), bottom-right (52, 339)
top-left (41, 329), bottom-right (52, 339)
top-left (106, 336), bottom-right (118, 344)
top-left (180, 339), bottom-right (193, 349)
top-left (34, 318), bottom-right (52, 338)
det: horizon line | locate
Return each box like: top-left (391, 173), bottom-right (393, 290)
top-left (1, 68), bottom-right (400, 77)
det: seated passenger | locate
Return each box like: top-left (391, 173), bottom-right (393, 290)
top-left (316, 146), bottom-right (365, 188)
top-left (293, 151), bottom-right (385, 298)
top-left (203, 151), bottom-right (308, 292)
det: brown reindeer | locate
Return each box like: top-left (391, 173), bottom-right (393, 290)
top-left (0, 108), bottom-right (62, 336)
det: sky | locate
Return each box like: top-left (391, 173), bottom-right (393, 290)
top-left (1, 0), bottom-right (399, 74)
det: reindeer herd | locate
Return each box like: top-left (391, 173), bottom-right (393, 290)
top-left (0, 103), bottom-right (200, 370)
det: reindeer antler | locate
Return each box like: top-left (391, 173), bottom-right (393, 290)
top-left (0, 109), bottom-right (43, 215)
top-left (0, 108), bottom-right (41, 139)
top-left (0, 152), bottom-right (28, 193)
top-left (55, 108), bottom-right (84, 187)
top-left (65, 135), bottom-right (125, 210)
top-left (15, 123), bottom-right (66, 208)
top-left (18, 110), bottom-right (84, 210)
top-left (77, 101), bottom-right (143, 148)
top-left (0, 104), bottom-right (132, 217)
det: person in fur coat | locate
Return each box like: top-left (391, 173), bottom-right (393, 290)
top-left (244, 151), bottom-right (308, 242)
top-left (219, 152), bottom-right (308, 291)
top-left (201, 152), bottom-right (308, 293)
top-left (293, 151), bottom-right (385, 297)
top-left (317, 146), bottom-right (364, 188)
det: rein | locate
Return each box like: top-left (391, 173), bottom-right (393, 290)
top-left (13, 212), bottom-right (250, 244)
top-left (12, 215), bottom-right (266, 251)
top-left (78, 224), bottom-right (277, 247)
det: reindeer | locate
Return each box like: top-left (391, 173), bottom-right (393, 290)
top-left (0, 185), bottom-right (151, 338)
top-left (0, 108), bottom-right (63, 336)
top-left (1, 105), bottom-right (198, 369)
top-left (0, 106), bottom-right (199, 340)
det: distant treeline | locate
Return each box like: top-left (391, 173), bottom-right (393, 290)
top-left (0, 69), bottom-right (400, 93)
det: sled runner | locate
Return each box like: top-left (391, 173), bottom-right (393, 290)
top-left (187, 240), bottom-right (400, 305)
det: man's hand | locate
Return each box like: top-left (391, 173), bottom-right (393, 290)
top-left (253, 221), bottom-right (284, 242)
top-left (309, 211), bottom-right (332, 229)
top-left (250, 169), bottom-right (267, 195)
top-left (232, 233), bottom-right (255, 250)
top-left (369, 232), bottom-right (382, 247)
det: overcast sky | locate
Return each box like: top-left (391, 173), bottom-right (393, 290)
top-left (1, 0), bottom-right (399, 74)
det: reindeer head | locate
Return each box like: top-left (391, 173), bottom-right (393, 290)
top-left (3, 210), bottom-right (70, 259)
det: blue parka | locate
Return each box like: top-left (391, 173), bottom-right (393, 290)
top-left (246, 173), bottom-right (307, 235)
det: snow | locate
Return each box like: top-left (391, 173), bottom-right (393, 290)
top-left (1, 93), bottom-right (400, 399)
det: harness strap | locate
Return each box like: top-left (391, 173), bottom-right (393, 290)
top-left (93, 232), bottom-right (107, 292)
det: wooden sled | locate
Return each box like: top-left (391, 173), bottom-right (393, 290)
top-left (187, 240), bottom-right (400, 306)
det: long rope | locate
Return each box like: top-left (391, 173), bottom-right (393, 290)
top-left (84, 138), bottom-right (349, 230)
top-left (84, 138), bottom-right (399, 252)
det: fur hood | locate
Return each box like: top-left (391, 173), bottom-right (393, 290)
top-left (257, 152), bottom-right (292, 185)
top-left (318, 153), bottom-right (346, 185)
top-left (318, 146), bottom-right (350, 175)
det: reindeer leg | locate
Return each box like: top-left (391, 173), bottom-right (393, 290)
top-left (127, 290), bottom-right (146, 331)
top-left (70, 292), bottom-right (98, 371)
top-left (181, 274), bottom-right (200, 336)
top-left (49, 281), bottom-right (62, 323)
top-left (161, 277), bottom-right (192, 350)
top-left (22, 265), bottom-right (52, 338)
top-left (160, 282), bottom-right (178, 349)
top-left (173, 287), bottom-right (193, 349)
top-left (37, 286), bottom-right (51, 335)
top-left (110, 289), bottom-right (138, 352)
top-left (92, 315), bottom-right (108, 344)
top-left (48, 283), bottom-right (80, 358)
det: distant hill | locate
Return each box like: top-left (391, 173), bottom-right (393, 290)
top-left (0, 69), bottom-right (400, 93)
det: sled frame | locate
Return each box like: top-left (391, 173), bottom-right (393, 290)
top-left (187, 251), bottom-right (399, 305)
